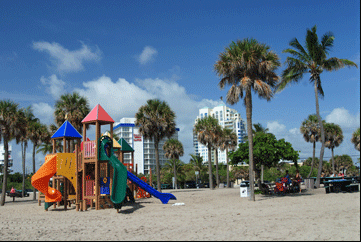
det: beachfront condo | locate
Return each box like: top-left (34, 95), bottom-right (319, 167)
top-left (113, 118), bottom-right (180, 175)
top-left (193, 103), bottom-right (246, 164)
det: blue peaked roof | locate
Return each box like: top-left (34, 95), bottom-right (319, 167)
top-left (51, 121), bottom-right (82, 139)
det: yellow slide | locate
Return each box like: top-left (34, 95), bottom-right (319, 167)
top-left (31, 154), bottom-right (62, 203)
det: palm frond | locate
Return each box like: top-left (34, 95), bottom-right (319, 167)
top-left (321, 32), bottom-right (334, 54)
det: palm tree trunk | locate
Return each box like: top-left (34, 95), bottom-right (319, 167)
top-left (331, 148), bottom-right (335, 176)
top-left (246, 89), bottom-right (255, 201)
top-left (207, 144), bottom-right (214, 190)
top-left (1, 136), bottom-right (9, 206)
top-left (22, 142), bottom-right (26, 198)
top-left (226, 147), bottom-right (230, 188)
top-left (154, 139), bottom-right (161, 192)
top-left (32, 144), bottom-right (36, 200)
top-left (215, 148), bottom-right (219, 188)
top-left (315, 79), bottom-right (326, 188)
top-left (173, 159), bottom-right (177, 189)
top-left (308, 141), bottom-right (316, 178)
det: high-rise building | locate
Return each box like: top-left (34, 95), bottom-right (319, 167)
top-left (0, 144), bottom-right (13, 175)
top-left (193, 103), bottom-right (246, 164)
top-left (113, 118), bottom-right (180, 175)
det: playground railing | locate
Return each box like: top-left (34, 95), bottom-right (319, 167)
top-left (84, 140), bottom-right (96, 158)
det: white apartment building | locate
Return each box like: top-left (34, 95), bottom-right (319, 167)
top-left (113, 118), bottom-right (180, 175)
top-left (0, 144), bottom-right (13, 175)
top-left (193, 103), bottom-right (246, 164)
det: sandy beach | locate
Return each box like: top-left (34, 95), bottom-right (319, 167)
top-left (0, 186), bottom-right (359, 241)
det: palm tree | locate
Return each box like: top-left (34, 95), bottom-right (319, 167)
top-left (19, 107), bottom-right (38, 197)
top-left (54, 92), bottom-right (90, 151)
top-left (163, 139), bottom-right (184, 189)
top-left (0, 100), bottom-right (23, 206)
top-left (28, 121), bottom-right (49, 200)
top-left (276, 25), bottom-right (358, 187)
top-left (351, 128), bottom-right (360, 151)
top-left (219, 128), bottom-right (237, 188)
top-left (333, 155), bottom-right (353, 175)
top-left (164, 158), bottom-right (184, 188)
top-left (189, 154), bottom-right (206, 182)
top-left (213, 130), bottom-right (223, 188)
top-left (300, 114), bottom-right (321, 178)
top-left (253, 123), bottom-right (269, 134)
top-left (135, 99), bottom-right (176, 192)
top-left (324, 123), bottom-right (343, 176)
top-left (193, 116), bottom-right (222, 190)
top-left (215, 38), bottom-right (280, 200)
top-left (36, 142), bottom-right (53, 155)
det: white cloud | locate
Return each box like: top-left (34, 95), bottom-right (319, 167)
top-left (32, 41), bottom-right (102, 72)
top-left (74, 75), bottom-right (223, 159)
top-left (325, 107), bottom-right (360, 129)
top-left (267, 121), bottom-right (287, 136)
top-left (266, 108), bottom-right (360, 165)
top-left (40, 74), bottom-right (66, 99)
top-left (137, 46), bottom-right (157, 64)
top-left (32, 102), bottom-right (55, 125)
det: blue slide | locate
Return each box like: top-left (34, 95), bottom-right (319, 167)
top-left (127, 171), bottom-right (176, 204)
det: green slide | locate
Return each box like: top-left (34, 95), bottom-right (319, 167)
top-left (99, 136), bottom-right (128, 207)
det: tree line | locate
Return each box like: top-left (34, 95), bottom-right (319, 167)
top-left (1, 25), bottom-right (360, 206)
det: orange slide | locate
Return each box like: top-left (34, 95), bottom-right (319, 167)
top-left (31, 154), bottom-right (62, 203)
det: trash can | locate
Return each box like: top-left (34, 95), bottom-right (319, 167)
top-left (304, 178), bottom-right (314, 189)
top-left (240, 182), bottom-right (250, 197)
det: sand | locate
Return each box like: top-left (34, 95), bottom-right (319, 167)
top-left (0, 186), bottom-right (360, 241)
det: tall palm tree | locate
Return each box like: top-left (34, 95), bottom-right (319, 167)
top-left (351, 128), bottom-right (360, 151)
top-left (163, 139), bottom-right (184, 189)
top-left (135, 99), bottom-right (176, 192)
top-left (215, 38), bottom-right (280, 200)
top-left (276, 25), bottom-right (358, 187)
top-left (219, 128), bottom-right (237, 188)
top-left (189, 154), bottom-right (206, 182)
top-left (164, 158), bottom-right (184, 188)
top-left (333, 155), bottom-right (353, 175)
top-left (28, 121), bottom-right (49, 200)
top-left (324, 123), bottom-right (343, 176)
top-left (300, 114), bottom-right (321, 178)
top-left (193, 116), bottom-right (222, 190)
top-left (0, 100), bottom-right (23, 206)
top-left (213, 130), bottom-right (223, 188)
top-left (19, 107), bottom-right (38, 197)
top-left (54, 92), bottom-right (90, 151)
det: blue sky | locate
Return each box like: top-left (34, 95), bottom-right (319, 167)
top-left (1, 0), bottom-right (360, 173)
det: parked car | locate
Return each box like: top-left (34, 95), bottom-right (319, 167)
top-left (185, 181), bottom-right (197, 188)
top-left (153, 184), bottom-right (172, 190)
top-left (240, 180), bottom-right (250, 187)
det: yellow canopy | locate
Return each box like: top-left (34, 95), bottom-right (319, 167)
top-left (102, 132), bottom-right (122, 149)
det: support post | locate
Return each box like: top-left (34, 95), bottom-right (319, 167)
top-left (52, 139), bottom-right (56, 153)
top-left (95, 121), bottom-right (100, 210)
top-left (149, 167), bottom-right (152, 187)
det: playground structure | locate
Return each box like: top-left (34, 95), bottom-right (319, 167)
top-left (31, 104), bottom-right (176, 212)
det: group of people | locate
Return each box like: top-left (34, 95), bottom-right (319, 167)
top-left (282, 170), bottom-right (302, 193)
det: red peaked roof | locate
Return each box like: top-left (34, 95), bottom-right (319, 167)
top-left (82, 104), bottom-right (114, 123)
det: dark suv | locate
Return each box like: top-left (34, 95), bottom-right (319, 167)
top-left (185, 181), bottom-right (197, 188)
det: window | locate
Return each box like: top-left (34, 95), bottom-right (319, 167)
top-left (216, 111), bottom-right (218, 120)
top-left (220, 111), bottom-right (223, 121)
top-left (205, 113), bottom-right (207, 117)
top-left (123, 127), bottom-right (129, 132)
top-left (201, 113), bottom-right (203, 119)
